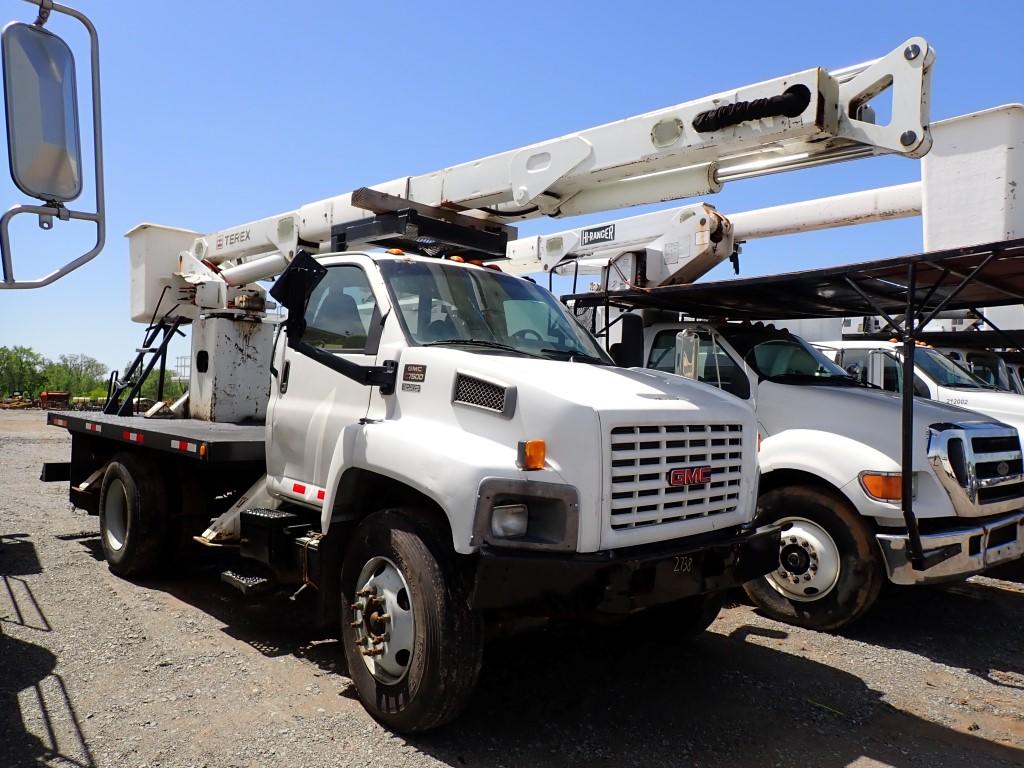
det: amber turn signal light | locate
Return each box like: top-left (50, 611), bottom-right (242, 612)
top-left (859, 471), bottom-right (902, 501)
top-left (517, 440), bottom-right (546, 471)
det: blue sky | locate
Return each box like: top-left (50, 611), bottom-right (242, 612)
top-left (0, 0), bottom-right (1022, 371)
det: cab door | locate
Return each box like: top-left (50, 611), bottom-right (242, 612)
top-left (266, 262), bottom-right (383, 505)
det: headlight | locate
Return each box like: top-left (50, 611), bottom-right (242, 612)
top-left (491, 504), bottom-right (529, 538)
top-left (474, 478), bottom-right (579, 551)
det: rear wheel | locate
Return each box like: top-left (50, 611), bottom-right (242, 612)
top-left (339, 508), bottom-right (483, 733)
top-left (744, 485), bottom-right (884, 631)
top-left (98, 453), bottom-right (168, 578)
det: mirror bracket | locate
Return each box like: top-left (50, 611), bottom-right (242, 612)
top-left (0, 1), bottom-right (104, 289)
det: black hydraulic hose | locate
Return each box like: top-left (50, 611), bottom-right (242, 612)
top-left (692, 84), bottom-right (811, 133)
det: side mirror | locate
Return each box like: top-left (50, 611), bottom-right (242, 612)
top-left (0, 5), bottom-right (104, 289)
top-left (845, 362), bottom-right (863, 380)
top-left (268, 250), bottom-right (327, 347)
top-left (613, 312), bottom-right (645, 368)
top-left (3, 22), bottom-right (82, 201)
top-left (675, 330), bottom-right (701, 379)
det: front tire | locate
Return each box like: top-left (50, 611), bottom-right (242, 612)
top-left (340, 508), bottom-right (483, 733)
top-left (743, 485), bottom-right (884, 631)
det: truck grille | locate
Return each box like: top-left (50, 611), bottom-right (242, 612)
top-left (608, 423), bottom-right (743, 530)
top-left (928, 423), bottom-right (1024, 517)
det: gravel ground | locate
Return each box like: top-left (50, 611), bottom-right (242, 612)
top-left (2, 409), bottom-right (1023, 768)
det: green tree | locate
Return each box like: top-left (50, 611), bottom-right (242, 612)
top-left (0, 346), bottom-right (48, 396)
top-left (42, 354), bottom-right (108, 396)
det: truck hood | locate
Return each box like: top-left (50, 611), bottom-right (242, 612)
top-left (937, 389), bottom-right (1024, 435)
top-left (756, 381), bottom-right (1006, 461)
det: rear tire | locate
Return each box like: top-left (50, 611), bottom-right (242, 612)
top-left (98, 453), bottom-right (168, 578)
top-left (340, 508), bottom-right (483, 733)
top-left (743, 485), bottom-right (884, 631)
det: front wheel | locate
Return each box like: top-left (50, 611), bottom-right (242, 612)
top-left (743, 485), bottom-right (884, 631)
top-left (340, 508), bottom-right (483, 733)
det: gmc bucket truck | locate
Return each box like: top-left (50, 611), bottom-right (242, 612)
top-left (509, 105), bottom-right (1024, 630)
top-left (3, 4), bottom-right (935, 730)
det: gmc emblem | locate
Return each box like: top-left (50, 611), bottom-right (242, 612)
top-left (668, 466), bottom-right (712, 486)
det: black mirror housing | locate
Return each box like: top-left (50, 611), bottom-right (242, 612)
top-left (268, 250), bottom-right (326, 346)
top-left (613, 312), bottom-right (645, 368)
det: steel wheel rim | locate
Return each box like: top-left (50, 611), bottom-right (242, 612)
top-left (350, 556), bottom-right (415, 684)
top-left (765, 516), bottom-right (841, 602)
top-left (104, 478), bottom-right (129, 552)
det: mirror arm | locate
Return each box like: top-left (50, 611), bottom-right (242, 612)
top-left (2, 0), bottom-right (104, 289)
top-left (288, 337), bottom-right (397, 395)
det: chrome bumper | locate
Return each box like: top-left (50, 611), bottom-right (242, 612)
top-left (876, 510), bottom-right (1024, 585)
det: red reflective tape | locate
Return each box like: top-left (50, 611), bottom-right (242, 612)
top-left (122, 431), bottom-right (144, 444)
top-left (316, 489), bottom-right (325, 501)
top-left (52, 418), bottom-right (68, 427)
top-left (85, 422), bottom-right (101, 433)
top-left (292, 483), bottom-right (306, 495)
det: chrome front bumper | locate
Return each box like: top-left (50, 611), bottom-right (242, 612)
top-left (876, 510), bottom-right (1024, 585)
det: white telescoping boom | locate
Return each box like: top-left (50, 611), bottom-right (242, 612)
top-left (130, 37), bottom-right (934, 326)
top-left (507, 105), bottom-right (1024, 290)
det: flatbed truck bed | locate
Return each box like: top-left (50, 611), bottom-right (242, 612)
top-left (43, 411), bottom-right (266, 515)
top-left (46, 411), bottom-right (266, 463)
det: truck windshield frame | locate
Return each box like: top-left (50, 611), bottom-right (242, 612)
top-left (378, 258), bottom-right (612, 363)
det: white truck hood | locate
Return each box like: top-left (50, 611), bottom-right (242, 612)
top-left (756, 382), bottom-right (1005, 464)
top-left (937, 388), bottom-right (1024, 438)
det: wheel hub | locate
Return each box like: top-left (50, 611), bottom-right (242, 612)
top-left (349, 557), bottom-right (415, 683)
top-left (765, 517), bottom-right (841, 602)
top-left (103, 477), bottom-right (129, 552)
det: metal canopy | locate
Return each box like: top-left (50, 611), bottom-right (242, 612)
top-left (564, 238), bottom-right (1024, 321)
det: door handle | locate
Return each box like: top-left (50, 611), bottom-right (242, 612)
top-left (280, 360), bottom-right (291, 394)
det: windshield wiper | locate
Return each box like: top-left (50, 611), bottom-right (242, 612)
top-left (540, 348), bottom-right (609, 365)
top-left (765, 372), bottom-right (861, 386)
top-left (421, 339), bottom-right (544, 358)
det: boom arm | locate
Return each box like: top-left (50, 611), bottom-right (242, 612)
top-left (179, 39), bottom-right (932, 292)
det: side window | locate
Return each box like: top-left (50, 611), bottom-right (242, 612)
top-left (913, 374), bottom-right (931, 398)
top-left (304, 266), bottom-right (377, 352)
top-left (879, 353), bottom-right (903, 393)
top-left (647, 330), bottom-right (677, 372)
top-left (839, 348), bottom-right (869, 384)
top-left (696, 334), bottom-right (750, 399)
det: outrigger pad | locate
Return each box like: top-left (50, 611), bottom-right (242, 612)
top-left (269, 250), bottom-right (327, 341)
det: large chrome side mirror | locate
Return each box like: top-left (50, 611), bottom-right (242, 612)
top-left (674, 329), bottom-right (700, 379)
top-left (3, 21), bottom-right (81, 201)
top-left (0, 1), bottom-right (103, 289)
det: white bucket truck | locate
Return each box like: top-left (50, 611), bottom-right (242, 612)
top-left (7, 10), bottom-right (937, 728)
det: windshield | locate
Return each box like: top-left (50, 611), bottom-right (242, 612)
top-left (915, 348), bottom-right (992, 389)
top-left (965, 352), bottom-right (1012, 390)
top-left (729, 332), bottom-right (855, 384)
top-left (379, 259), bottom-right (611, 362)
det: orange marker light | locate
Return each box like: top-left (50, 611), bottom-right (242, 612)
top-left (860, 472), bottom-right (902, 501)
top-left (199, 443), bottom-right (208, 458)
top-left (386, 248), bottom-right (405, 255)
top-left (517, 440), bottom-right (546, 471)
top-left (449, 255), bottom-right (465, 263)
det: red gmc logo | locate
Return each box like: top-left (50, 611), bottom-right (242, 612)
top-left (668, 466), bottom-right (712, 486)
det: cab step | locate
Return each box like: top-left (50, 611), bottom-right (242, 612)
top-left (220, 569), bottom-right (273, 596)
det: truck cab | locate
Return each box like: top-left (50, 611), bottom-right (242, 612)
top-left (645, 321), bottom-right (1024, 630)
top-left (819, 340), bottom-right (1024, 440)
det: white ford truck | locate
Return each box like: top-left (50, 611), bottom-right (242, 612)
top-left (819, 340), bottom-right (1024, 440)
top-left (644, 321), bottom-right (1024, 629)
